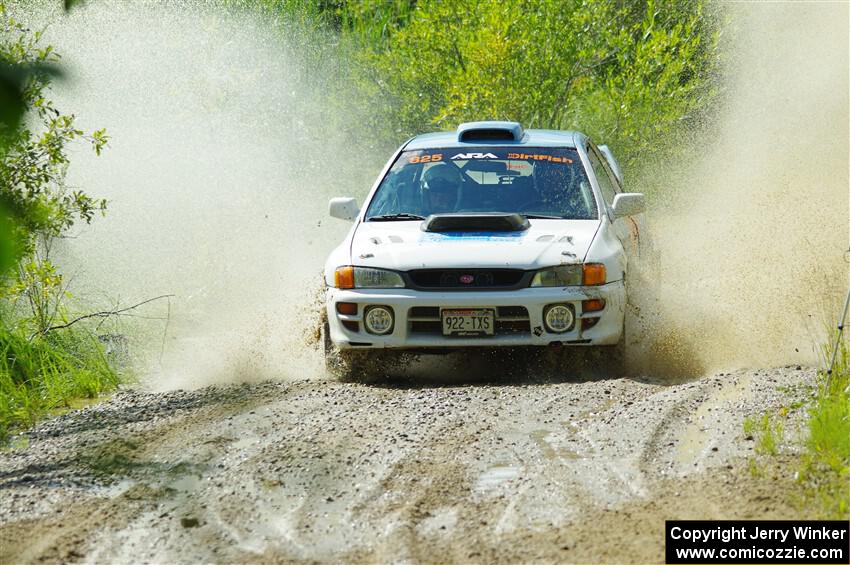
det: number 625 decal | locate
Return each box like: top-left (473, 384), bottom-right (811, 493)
top-left (408, 153), bottom-right (443, 164)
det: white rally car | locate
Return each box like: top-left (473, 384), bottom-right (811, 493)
top-left (323, 121), bottom-right (644, 377)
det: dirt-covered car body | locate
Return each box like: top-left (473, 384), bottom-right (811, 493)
top-left (323, 121), bottom-right (644, 353)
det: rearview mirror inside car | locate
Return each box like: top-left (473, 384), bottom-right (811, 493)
top-left (329, 197), bottom-right (359, 221)
top-left (612, 193), bottom-right (645, 218)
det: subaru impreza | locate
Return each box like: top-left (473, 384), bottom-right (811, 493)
top-left (323, 121), bottom-right (644, 378)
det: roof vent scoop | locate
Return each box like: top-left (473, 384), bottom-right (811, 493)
top-left (457, 121), bottom-right (524, 142)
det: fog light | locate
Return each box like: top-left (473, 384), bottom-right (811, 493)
top-left (543, 304), bottom-right (574, 333)
top-left (364, 306), bottom-right (394, 335)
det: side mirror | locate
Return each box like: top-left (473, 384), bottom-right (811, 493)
top-left (329, 197), bottom-right (359, 221)
top-left (612, 193), bottom-right (645, 218)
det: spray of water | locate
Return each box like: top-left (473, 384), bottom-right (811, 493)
top-left (629, 1), bottom-right (849, 376)
top-left (24, 1), bottom-right (849, 387)
top-left (33, 1), bottom-right (379, 389)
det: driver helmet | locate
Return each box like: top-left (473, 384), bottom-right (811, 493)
top-left (421, 163), bottom-right (462, 213)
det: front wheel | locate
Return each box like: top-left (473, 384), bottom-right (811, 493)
top-left (537, 333), bottom-right (627, 379)
top-left (593, 336), bottom-right (627, 377)
top-left (322, 322), bottom-right (403, 382)
top-left (587, 318), bottom-right (629, 376)
top-left (322, 320), bottom-right (360, 381)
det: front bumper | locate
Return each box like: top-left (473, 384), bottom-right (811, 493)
top-left (326, 282), bottom-right (625, 350)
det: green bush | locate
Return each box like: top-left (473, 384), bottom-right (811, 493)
top-left (0, 2), bottom-right (118, 443)
top-left (240, 1), bottom-right (721, 181)
top-left (798, 341), bottom-right (850, 517)
top-left (303, 1), bottom-right (720, 175)
top-left (0, 323), bottom-right (118, 442)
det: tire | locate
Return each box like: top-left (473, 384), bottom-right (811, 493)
top-left (599, 336), bottom-right (627, 376)
top-left (538, 330), bottom-right (627, 379)
top-left (587, 323), bottom-right (628, 377)
top-left (322, 320), bottom-right (358, 381)
top-left (322, 321), bottom-right (394, 382)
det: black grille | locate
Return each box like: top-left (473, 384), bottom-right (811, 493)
top-left (410, 321), bottom-right (441, 333)
top-left (407, 269), bottom-right (526, 290)
top-left (497, 320), bottom-right (531, 334)
top-left (497, 306), bottom-right (528, 318)
top-left (409, 306), bottom-right (440, 318)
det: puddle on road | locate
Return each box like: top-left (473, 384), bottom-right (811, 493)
top-left (474, 465), bottom-right (521, 493)
top-left (168, 473), bottom-right (202, 494)
top-left (674, 373), bottom-right (753, 467)
top-left (530, 429), bottom-right (580, 461)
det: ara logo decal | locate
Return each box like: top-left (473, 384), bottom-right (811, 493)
top-left (451, 152), bottom-right (498, 160)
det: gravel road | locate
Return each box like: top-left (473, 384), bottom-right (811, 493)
top-left (0, 359), bottom-right (816, 564)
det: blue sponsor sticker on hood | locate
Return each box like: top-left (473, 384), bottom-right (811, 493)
top-left (419, 231), bottom-right (527, 243)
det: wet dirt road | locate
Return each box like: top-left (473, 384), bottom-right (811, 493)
top-left (0, 365), bottom-right (815, 564)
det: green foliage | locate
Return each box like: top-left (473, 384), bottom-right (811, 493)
top-left (756, 413), bottom-right (782, 456)
top-left (0, 3), bottom-right (118, 443)
top-left (326, 0), bottom-right (721, 174)
top-left (746, 338), bottom-right (850, 518)
top-left (0, 2), bottom-right (109, 326)
top-left (742, 414), bottom-right (755, 436)
top-left (0, 3), bottom-right (108, 268)
top-left (242, 1), bottom-right (721, 192)
top-left (798, 340), bottom-right (850, 518)
top-left (807, 393), bottom-right (850, 472)
top-left (0, 323), bottom-right (118, 443)
top-left (8, 249), bottom-right (67, 334)
top-left (0, 208), bottom-right (15, 273)
top-left (743, 411), bottom-right (784, 457)
top-left (63, 0), bottom-right (87, 11)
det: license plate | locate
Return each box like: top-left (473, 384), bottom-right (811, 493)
top-left (441, 309), bottom-right (495, 336)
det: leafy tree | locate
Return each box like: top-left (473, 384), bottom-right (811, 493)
top-left (0, 2), bottom-right (119, 442)
top-left (290, 0), bottom-right (720, 176)
top-left (0, 2), bottom-right (108, 332)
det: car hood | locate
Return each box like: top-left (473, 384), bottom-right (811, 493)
top-left (349, 219), bottom-right (600, 271)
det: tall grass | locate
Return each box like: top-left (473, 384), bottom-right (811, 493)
top-left (798, 340), bottom-right (850, 517)
top-left (0, 323), bottom-right (119, 443)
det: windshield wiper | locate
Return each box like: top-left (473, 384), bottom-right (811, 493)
top-left (367, 213), bottom-right (425, 222)
top-left (522, 214), bottom-right (564, 220)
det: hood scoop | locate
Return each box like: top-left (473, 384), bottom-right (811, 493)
top-left (421, 213), bottom-right (530, 233)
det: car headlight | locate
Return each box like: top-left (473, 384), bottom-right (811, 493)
top-left (530, 265), bottom-right (582, 287)
top-left (334, 266), bottom-right (405, 289)
top-left (530, 264), bottom-right (607, 287)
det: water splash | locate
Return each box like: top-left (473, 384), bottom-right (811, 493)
top-left (24, 1), bottom-right (850, 386)
top-left (36, 1), bottom-right (377, 389)
top-left (628, 2), bottom-right (849, 376)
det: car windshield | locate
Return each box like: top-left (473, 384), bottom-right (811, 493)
top-left (365, 147), bottom-right (597, 221)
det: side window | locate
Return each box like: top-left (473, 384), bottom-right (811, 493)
top-left (586, 144), bottom-right (618, 209)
